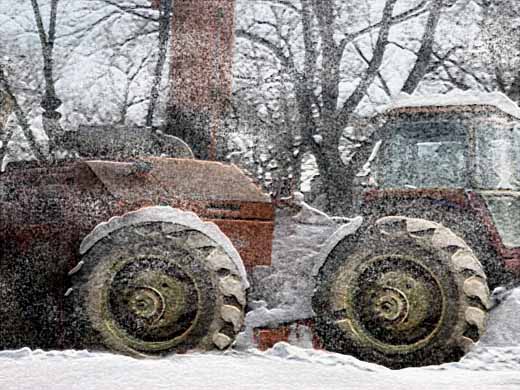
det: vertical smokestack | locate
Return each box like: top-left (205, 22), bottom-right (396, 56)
top-left (166, 0), bottom-right (236, 160)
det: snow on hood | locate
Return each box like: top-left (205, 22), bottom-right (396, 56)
top-left (388, 91), bottom-right (520, 119)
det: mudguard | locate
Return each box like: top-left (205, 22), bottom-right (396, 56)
top-left (78, 206), bottom-right (249, 289)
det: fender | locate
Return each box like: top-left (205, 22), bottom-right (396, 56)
top-left (78, 205), bottom-right (249, 289)
top-left (311, 216), bottom-right (364, 278)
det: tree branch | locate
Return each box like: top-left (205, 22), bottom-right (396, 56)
top-left (30, 0), bottom-right (49, 47)
top-left (338, 0), bottom-right (429, 59)
top-left (236, 29), bottom-right (290, 68)
top-left (0, 64), bottom-right (46, 161)
top-left (353, 42), bottom-right (392, 98)
top-left (401, 0), bottom-right (443, 93)
top-left (337, 0), bottom-right (398, 128)
top-left (98, 0), bottom-right (158, 21)
top-left (257, 0), bottom-right (300, 14)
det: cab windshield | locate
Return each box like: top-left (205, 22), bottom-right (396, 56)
top-left (375, 121), bottom-right (468, 189)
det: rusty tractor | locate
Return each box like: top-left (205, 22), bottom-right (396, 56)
top-left (0, 96), bottom-right (519, 369)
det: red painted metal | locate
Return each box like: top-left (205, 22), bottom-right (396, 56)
top-left (211, 219), bottom-right (274, 269)
top-left (466, 191), bottom-right (520, 275)
top-left (1, 159), bottom-right (275, 270)
top-left (254, 319), bottom-right (323, 351)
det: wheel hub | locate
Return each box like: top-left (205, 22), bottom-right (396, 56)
top-left (373, 286), bottom-right (409, 323)
top-left (102, 256), bottom-right (201, 351)
top-left (128, 286), bottom-right (166, 321)
top-left (333, 255), bottom-right (446, 353)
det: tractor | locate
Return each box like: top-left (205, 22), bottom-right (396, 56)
top-left (2, 71), bottom-right (520, 369)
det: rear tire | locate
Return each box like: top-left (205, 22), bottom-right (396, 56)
top-left (72, 221), bottom-right (246, 356)
top-left (313, 216), bottom-right (490, 368)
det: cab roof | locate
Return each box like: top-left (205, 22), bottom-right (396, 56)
top-left (385, 91), bottom-right (520, 120)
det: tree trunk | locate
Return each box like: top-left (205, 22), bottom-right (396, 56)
top-left (312, 126), bottom-right (375, 215)
top-left (145, 0), bottom-right (172, 127)
top-left (31, 0), bottom-right (62, 157)
top-left (401, 0), bottom-right (443, 93)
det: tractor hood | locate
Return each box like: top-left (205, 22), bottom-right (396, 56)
top-left (85, 157), bottom-right (271, 204)
top-left (481, 191), bottom-right (520, 249)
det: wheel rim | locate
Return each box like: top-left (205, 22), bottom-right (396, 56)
top-left (100, 255), bottom-right (202, 352)
top-left (332, 254), bottom-right (447, 354)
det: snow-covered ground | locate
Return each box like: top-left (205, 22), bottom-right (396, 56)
top-left (0, 344), bottom-right (519, 390)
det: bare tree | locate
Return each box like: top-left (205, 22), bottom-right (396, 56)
top-left (235, 0), bottom-right (453, 212)
top-left (31, 0), bottom-right (63, 156)
top-left (0, 0), bottom-right (169, 164)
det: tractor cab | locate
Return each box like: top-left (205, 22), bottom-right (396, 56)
top-left (372, 94), bottom-right (520, 192)
top-left (365, 93), bottom-right (520, 275)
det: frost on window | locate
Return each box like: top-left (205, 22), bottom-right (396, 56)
top-left (376, 122), bottom-right (468, 189)
top-left (475, 125), bottom-right (520, 190)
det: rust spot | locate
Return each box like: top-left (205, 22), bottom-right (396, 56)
top-left (254, 319), bottom-right (321, 351)
top-left (211, 219), bottom-right (274, 269)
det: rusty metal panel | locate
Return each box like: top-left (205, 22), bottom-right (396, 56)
top-left (211, 219), bottom-right (274, 268)
top-left (147, 157), bottom-right (270, 202)
top-left (85, 158), bottom-right (270, 205)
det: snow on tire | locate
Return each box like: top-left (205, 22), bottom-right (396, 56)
top-left (312, 216), bottom-right (490, 369)
top-left (69, 210), bottom-right (246, 356)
